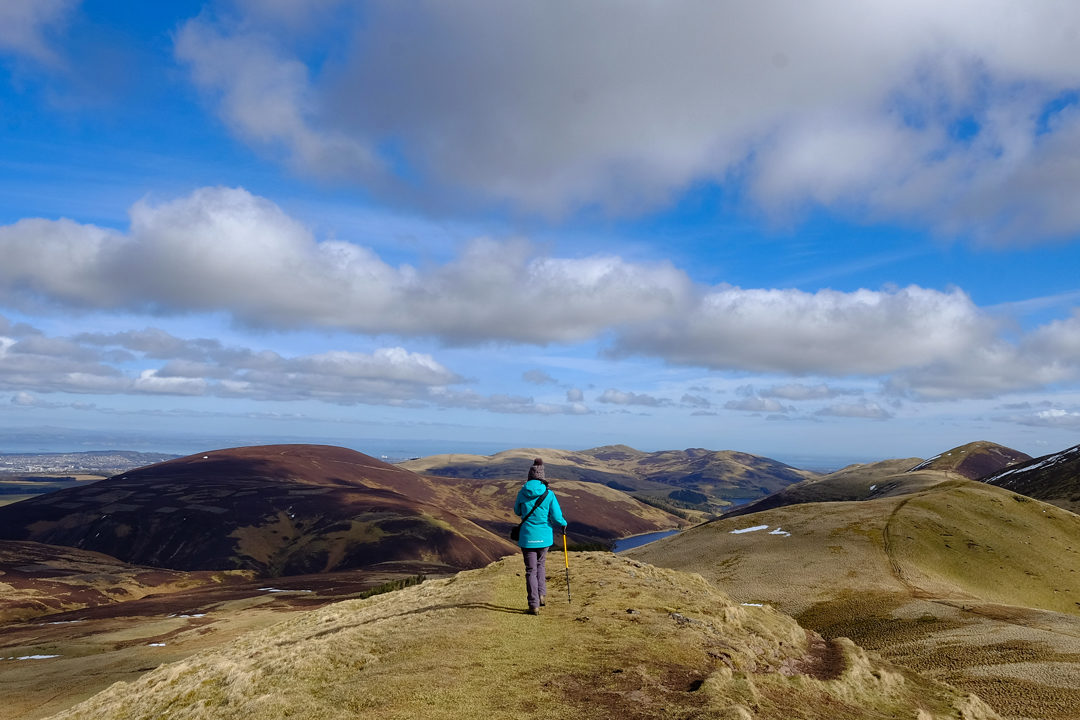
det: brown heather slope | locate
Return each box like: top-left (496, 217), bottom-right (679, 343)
top-left (0, 445), bottom-right (682, 577)
top-left (0, 540), bottom-right (248, 623)
top-left (401, 444), bottom-right (817, 511)
top-left (0, 445), bottom-right (512, 577)
top-left (981, 443), bottom-right (1080, 514)
top-left (630, 480), bottom-right (1080, 720)
top-left (907, 441), bottom-right (1031, 479)
top-left (46, 553), bottom-right (997, 720)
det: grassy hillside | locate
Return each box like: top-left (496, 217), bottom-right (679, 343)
top-left (47, 554), bottom-right (996, 720)
top-left (720, 458), bottom-right (928, 518)
top-left (630, 480), bottom-right (1080, 719)
top-left (724, 442), bottom-right (1029, 520)
top-left (1, 561), bottom-right (431, 720)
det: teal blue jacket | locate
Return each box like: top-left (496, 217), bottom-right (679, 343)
top-left (514, 479), bottom-right (567, 549)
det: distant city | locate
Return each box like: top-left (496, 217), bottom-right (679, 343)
top-left (0, 451), bottom-right (178, 476)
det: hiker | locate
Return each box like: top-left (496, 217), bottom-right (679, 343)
top-left (514, 458), bottom-right (567, 615)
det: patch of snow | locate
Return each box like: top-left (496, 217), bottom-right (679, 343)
top-left (148, 643), bottom-right (166, 647)
top-left (730, 525), bottom-right (769, 534)
top-left (869, 484), bottom-right (877, 491)
top-left (768, 528), bottom-right (791, 537)
top-left (42, 620), bottom-right (85, 625)
top-left (16, 655), bottom-right (61, 660)
top-left (258, 587), bottom-right (314, 593)
top-left (741, 603), bottom-right (764, 607)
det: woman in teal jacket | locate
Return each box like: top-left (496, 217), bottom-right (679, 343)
top-left (514, 458), bottom-right (567, 614)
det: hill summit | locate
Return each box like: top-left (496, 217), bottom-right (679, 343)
top-left (47, 554), bottom-right (997, 720)
top-left (0, 445), bottom-right (510, 576)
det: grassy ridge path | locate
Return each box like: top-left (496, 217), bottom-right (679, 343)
top-left (48, 554), bottom-right (996, 720)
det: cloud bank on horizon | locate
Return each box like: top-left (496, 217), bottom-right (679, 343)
top-left (2, 0), bottom-right (1080, 458)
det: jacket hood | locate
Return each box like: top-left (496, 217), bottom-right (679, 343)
top-left (518, 478), bottom-right (548, 499)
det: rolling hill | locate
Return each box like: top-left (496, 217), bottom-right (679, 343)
top-left (630, 479), bottom-right (1080, 720)
top-left (400, 444), bottom-right (818, 512)
top-left (0, 540), bottom-right (247, 624)
top-left (0, 445), bottom-right (681, 577)
top-left (980, 443), bottom-right (1080, 514)
top-left (44, 553), bottom-right (997, 720)
top-left (722, 441), bottom-right (1029, 519)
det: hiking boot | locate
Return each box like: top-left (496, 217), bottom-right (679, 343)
top-left (527, 606), bottom-right (540, 615)
top-left (539, 596), bottom-right (546, 606)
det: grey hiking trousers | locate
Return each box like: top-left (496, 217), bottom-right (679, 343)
top-left (522, 547), bottom-right (548, 609)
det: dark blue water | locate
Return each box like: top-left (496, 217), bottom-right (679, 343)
top-left (613, 529), bottom-right (682, 552)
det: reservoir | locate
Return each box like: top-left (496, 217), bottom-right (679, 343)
top-left (613, 529), bottom-right (681, 552)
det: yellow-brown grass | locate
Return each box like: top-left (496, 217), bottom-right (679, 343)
top-left (631, 480), bottom-right (1080, 719)
top-left (46, 554), bottom-right (994, 720)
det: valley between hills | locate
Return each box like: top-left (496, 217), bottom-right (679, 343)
top-left (0, 440), bottom-right (1077, 719)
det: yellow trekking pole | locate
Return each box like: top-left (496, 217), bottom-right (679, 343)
top-left (562, 530), bottom-right (571, 603)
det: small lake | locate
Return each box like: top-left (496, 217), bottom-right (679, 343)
top-left (613, 529), bottom-right (682, 552)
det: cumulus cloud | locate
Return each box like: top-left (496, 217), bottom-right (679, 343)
top-left (597, 388), bottom-right (671, 407)
top-left (1003, 408), bottom-right (1080, 429)
top-left (681, 394), bottom-right (712, 409)
top-left (1, 322), bottom-right (599, 414)
top-left (614, 285), bottom-right (995, 375)
top-left (724, 397), bottom-right (792, 413)
top-left (0, 0), bottom-right (74, 64)
top-left (0, 187), bottom-right (691, 344)
top-left (0, 322), bottom-right (461, 404)
top-left (175, 19), bottom-right (377, 180)
top-left (759, 383), bottom-right (860, 401)
top-left (523, 369), bottom-right (558, 385)
top-left (428, 388), bottom-right (590, 415)
top-left (815, 402), bottom-right (892, 420)
top-left (566, 387), bottom-right (584, 403)
top-left (178, 1), bottom-right (1080, 241)
top-left (5, 187), bottom-right (1080, 399)
top-left (888, 312), bottom-right (1080, 399)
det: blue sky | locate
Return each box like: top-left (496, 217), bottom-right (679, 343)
top-left (2, 1), bottom-right (1080, 466)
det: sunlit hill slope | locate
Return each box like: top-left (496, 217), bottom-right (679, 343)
top-left (47, 554), bottom-right (996, 720)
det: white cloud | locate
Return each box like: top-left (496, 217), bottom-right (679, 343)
top-left (0, 187), bottom-right (692, 344)
top-left (5, 187), bottom-right (1080, 400)
top-left (889, 312), bottom-right (1080, 399)
top-left (523, 369), bottom-right (558, 385)
top-left (681, 394), bottom-right (712, 409)
top-left (724, 397), bottom-right (791, 413)
top-left (174, 20), bottom-right (376, 180)
top-left (597, 388), bottom-right (670, 407)
top-left (1004, 408), bottom-right (1080, 429)
top-left (759, 383), bottom-right (860, 401)
top-left (179, 1), bottom-right (1080, 241)
top-left (0, 0), bottom-right (75, 64)
top-left (566, 387), bottom-right (584, 403)
top-left (816, 402), bottom-right (892, 420)
top-left (614, 285), bottom-right (994, 375)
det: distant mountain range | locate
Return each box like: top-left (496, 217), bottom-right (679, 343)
top-left (0, 444), bottom-right (682, 577)
top-left (400, 444), bottom-right (818, 512)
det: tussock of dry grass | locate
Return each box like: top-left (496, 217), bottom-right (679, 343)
top-left (46, 554), bottom-right (993, 720)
